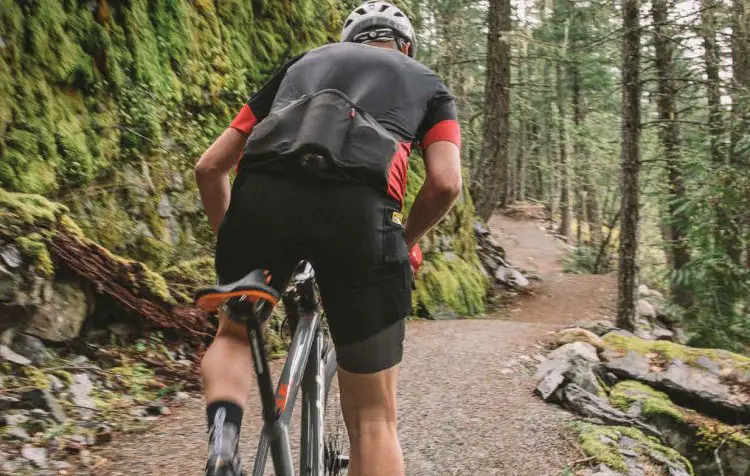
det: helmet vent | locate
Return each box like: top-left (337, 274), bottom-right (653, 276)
top-left (379, 4), bottom-right (389, 12)
top-left (344, 19), bottom-right (354, 27)
top-left (356, 7), bottom-right (367, 15)
top-left (394, 11), bottom-right (404, 17)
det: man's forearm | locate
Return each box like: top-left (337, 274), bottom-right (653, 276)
top-left (404, 181), bottom-right (459, 249)
top-left (197, 174), bottom-right (232, 235)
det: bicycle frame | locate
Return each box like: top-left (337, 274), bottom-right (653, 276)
top-left (227, 263), bottom-right (328, 476)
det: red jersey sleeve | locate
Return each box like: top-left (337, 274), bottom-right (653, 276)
top-left (417, 81), bottom-right (461, 149)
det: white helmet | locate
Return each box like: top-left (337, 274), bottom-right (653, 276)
top-left (341, 1), bottom-right (417, 57)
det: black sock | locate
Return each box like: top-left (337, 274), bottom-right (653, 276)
top-left (206, 400), bottom-right (244, 434)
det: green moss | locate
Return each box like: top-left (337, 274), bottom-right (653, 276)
top-left (0, 189), bottom-right (68, 234)
top-left (609, 381), bottom-right (686, 422)
top-left (138, 267), bottom-right (175, 305)
top-left (572, 421), bottom-right (694, 475)
top-left (413, 253), bottom-right (487, 317)
top-left (603, 333), bottom-right (750, 371)
top-left (16, 233), bottom-right (54, 277)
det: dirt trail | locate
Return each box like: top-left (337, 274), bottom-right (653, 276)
top-left (96, 211), bottom-right (616, 476)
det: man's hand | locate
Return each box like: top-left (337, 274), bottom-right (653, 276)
top-left (409, 244), bottom-right (423, 275)
top-left (195, 128), bottom-right (249, 234)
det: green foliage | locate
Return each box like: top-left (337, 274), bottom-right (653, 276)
top-left (562, 245), bottom-right (610, 274)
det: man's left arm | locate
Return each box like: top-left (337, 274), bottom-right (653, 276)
top-left (195, 53), bottom-right (306, 234)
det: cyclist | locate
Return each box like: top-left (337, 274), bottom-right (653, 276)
top-left (195, 2), bottom-right (462, 475)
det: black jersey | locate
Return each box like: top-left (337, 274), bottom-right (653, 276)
top-left (230, 42), bottom-right (460, 204)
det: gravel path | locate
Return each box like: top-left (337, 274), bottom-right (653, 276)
top-left (94, 212), bottom-right (616, 476)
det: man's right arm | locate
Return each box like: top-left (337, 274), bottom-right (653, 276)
top-left (404, 141), bottom-right (462, 249)
top-left (404, 81), bottom-right (463, 249)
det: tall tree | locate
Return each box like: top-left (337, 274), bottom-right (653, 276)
top-left (730, 0), bottom-right (750, 270)
top-left (700, 0), bottom-right (739, 263)
top-left (652, 0), bottom-right (691, 307)
top-left (617, 0), bottom-right (642, 331)
top-left (555, 0), bottom-right (572, 241)
top-left (516, 40), bottom-right (528, 202)
top-left (477, 0), bottom-right (512, 220)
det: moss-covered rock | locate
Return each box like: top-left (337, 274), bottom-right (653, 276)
top-left (572, 421), bottom-right (694, 475)
top-left (609, 380), bottom-right (750, 476)
top-left (407, 158), bottom-right (488, 318)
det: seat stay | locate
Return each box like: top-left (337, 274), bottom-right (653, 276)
top-left (251, 302), bottom-right (323, 476)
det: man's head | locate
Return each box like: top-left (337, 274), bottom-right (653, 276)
top-left (341, 1), bottom-right (416, 57)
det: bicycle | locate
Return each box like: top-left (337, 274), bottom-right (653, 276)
top-left (196, 261), bottom-right (349, 476)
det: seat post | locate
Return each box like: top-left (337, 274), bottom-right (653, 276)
top-left (226, 298), bottom-right (278, 423)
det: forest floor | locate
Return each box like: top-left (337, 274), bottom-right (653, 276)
top-left (93, 207), bottom-right (617, 476)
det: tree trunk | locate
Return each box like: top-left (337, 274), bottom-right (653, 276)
top-left (731, 0), bottom-right (749, 271)
top-left (516, 43), bottom-right (528, 202)
top-left (652, 0), bottom-right (691, 307)
top-left (571, 40), bottom-right (591, 246)
top-left (477, 0), bottom-right (512, 221)
top-left (701, 0), bottom-right (739, 263)
top-left (617, 0), bottom-right (642, 332)
top-left (556, 61), bottom-right (572, 241)
top-left (543, 57), bottom-right (557, 215)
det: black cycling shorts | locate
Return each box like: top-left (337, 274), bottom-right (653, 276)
top-left (214, 171), bottom-right (412, 373)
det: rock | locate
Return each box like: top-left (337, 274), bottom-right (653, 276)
top-left (47, 374), bottom-right (65, 392)
top-left (0, 244), bottom-right (22, 269)
top-left (563, 384), bottom-right (652, 431)
top-left (555, 327), bottom-right (605, 351)
top-left (638, 284), bottom-right (650, 298)
top-left (69, 355), bottom-right (89, 366)
top-left (0, 344), bottom-right (31, 365)
top-left (21, 444), bottom-right (47, 468)
top-left (5, 426), bottom-right (30, 440)
top-left (577, 320), bottom-right (620, 337)
top-left (535, 342), bottom-right (601, 401)
top-left (50, 460), bottom-right (72, 470)
top-left (651, 327), bottom-right (674, 341)
top-left (20, 389), bottom-right (66, 423)
top-left (494, 266), bottom-right (530, 289)
top-left (473, 221), bottom-right (491, 237)
top-left (176, 359), bottom-right (193, 367)
top-left (11, 334), bottom-right (46, 365)
top-left (94, 425), bottom-right (112, 445)
top-left (157, 194), bottom-right (172, 218)
top-left (0, 395), bottom-right (21, 410)
top-left (601, 332), bottom-right (750, 425)
top-left (69, 373), bottom-right (95, 408)
top-left (547, 341), bottom-right (600, 363)
top-left (591, 464), bottom-right (625, 476)
top-left (107, 322), bottom-right (135, 338)
top-left (24, 280), bottom-right (89, 342)
top-left (609, 380), bottom-right (750, 476)
top-left (172, 392), bottom-right (191, 404)
top-left (572, 421), bottom-right (692, 476)
top-left (79, 449), bottom-right (92, 466)
top-left (637, 299), bottom-right (656, 319)
top-left (2, 412), bottom-right (29, 426)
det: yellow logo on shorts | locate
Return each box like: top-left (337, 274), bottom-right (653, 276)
top-left (391, 211), bottom-right (403, 225)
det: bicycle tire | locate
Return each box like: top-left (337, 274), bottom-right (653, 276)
top-left (321, 340), bottom-right (349, 476)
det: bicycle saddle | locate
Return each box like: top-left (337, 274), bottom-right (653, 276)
top-left (195, 269), bottom-right (281, 313)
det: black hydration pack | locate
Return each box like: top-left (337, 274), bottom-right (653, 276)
top-left (239, 89), bottom-right (398, 188)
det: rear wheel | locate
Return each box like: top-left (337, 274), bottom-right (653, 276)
top-left (322, 342), bottom-right (349, 476)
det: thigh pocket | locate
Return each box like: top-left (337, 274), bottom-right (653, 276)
top-left (382, 206), bottom-right (409, 264)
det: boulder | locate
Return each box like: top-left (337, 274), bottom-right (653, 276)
top-left (555, 327), bottom-right (605, 350)
top-left (20, 444), bottom-right (47, 468)
top-left (637, 299), bottom-right (656, 319)
top-left (0, 344), bottom-right (31, 366)
top-left (494, 265), bottom-right (530, 289)
top-left (23, 280), bottom-right (89, 341)
top-left (601, 332), bottom-right (750, 424)
top-left (638, 284), bottom-right (650, 298)
top-left (609, 380), bottom-right (750, 476)
top-left (69, 373), bottom-right (95, 408)
top-left (535, 342), bottom-right (601, 401)
top-left (19, 389), bottom-right (66, 423)
top-left (10, 334), bottom-right (46, 365)
top-left (572, 421), bottom-right (693, 476)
